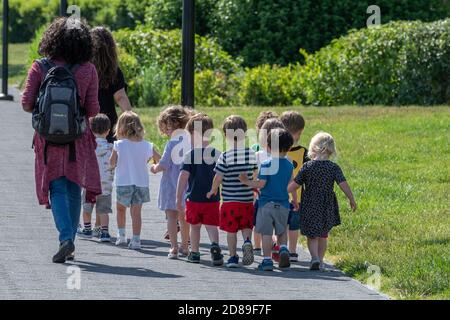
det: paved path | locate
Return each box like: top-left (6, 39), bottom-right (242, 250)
top-left (0, 88), bottom-right (386, 299)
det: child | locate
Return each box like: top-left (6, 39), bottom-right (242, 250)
top-left (288, 132), bottom-right (357, 270)
top-left (207, 115), bottom-right (257, 268)
top-left (240, 128), bottom-right (296, 271)
top-left (151, 106), bottom-right (191, 259)
top-left (176, 113), bottom-right (224, 266)
top-left (110, 111), bottom-right (161, 249)
top-left (280, 111), bottom-right (309, 262)
top-left (253, 118), bottom-right (285, 255)
top-left (79, 114), bottom-right (115, 242)
top-left (251, 111), bottom-right (278, 152)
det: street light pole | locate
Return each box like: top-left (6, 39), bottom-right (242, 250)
top-left (60, 0), bottom-right (68, 17)
top-left (0, 0), bottom-right (13, 101)
top-left (181, 0), bottom-right (195, 108)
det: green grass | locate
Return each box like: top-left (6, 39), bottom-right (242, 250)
top-left (137, 105), bottom-right (450, 300)
top-left (0, 43), bottom-right (30, 87)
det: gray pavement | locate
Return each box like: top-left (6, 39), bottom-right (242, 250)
top-left (0, 87), bottom-right (386, 299)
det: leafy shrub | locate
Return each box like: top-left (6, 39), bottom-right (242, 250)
top-left (172, 70), bottom-right (241, 107)
top-left (238, 65), bottom-right (300, 106)
top-left (27, 25), bottom-right (47, 66)
top-left (300, 19), bottom-right (450, 105)
top-left (213, 0), bottom-right (450, 66)
top-left (114, 26), bottom-right (242, 106)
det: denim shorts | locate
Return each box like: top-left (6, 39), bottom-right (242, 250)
top-left (116, 185), bottom-right (150, 207)
top-left (288, 203), bottom-right (301, 231)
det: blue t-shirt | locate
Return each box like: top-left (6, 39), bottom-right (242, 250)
top-left (258, 157), bottom-right (293, 209)
top-left (181, 147), bottom-right (221, 203)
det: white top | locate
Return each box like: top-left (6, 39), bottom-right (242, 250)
top-left (113, 139), bottom-right (153, 187)
top-left (95, 138), bottom-right (114, 195)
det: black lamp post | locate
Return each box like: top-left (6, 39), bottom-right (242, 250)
top-left (0, 0), bottom-right (13, 101)
top-left (60, 0), bottom-right (68, 17)
top-left (181, 0), bottom-right (195, 108)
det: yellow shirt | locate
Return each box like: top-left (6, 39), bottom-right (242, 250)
top-left (287, 145), bottom-right (308, 203)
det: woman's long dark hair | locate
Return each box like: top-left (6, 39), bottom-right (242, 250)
top-left (90, 27), bottom-right (119, 89)
top-left (38, 17), bottom-right (92, 64)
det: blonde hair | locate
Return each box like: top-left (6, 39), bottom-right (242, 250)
top-left (157, 105), bottom-right (190, 135)
top-left (115, 111), bottom-right (145, 140)
top-left (308, 132), bottom-right (337, 160)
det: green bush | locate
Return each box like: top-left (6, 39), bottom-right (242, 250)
top-left (213, 0), bottom-right (450, 66)
top-left (172, 69), bottom-right (241, 107)
top-left (300, 19), bottom-right (450, 106)
top-left (27, 24), bottom-right (47, 66)
top-left (238, 65), bottom-right (299, 106)
top-left (114, 26), bottom-right (242, 106)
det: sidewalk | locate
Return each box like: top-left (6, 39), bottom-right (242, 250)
top-left (0, 87), bottom-right (386, 299)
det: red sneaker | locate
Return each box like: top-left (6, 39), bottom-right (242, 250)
top-left (272, 243), bottom-right (280, 262)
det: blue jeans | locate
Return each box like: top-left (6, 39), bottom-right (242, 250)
top-left (49, 177), bottom-right (81, 243)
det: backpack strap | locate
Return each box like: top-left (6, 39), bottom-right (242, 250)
top-left (35, 58), bottom-right (55, 74)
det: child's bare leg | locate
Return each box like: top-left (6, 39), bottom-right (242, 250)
top-left (82, 211), bottom-right (92, 225)
top-left (190, 224), bottom-right (202, 252)
top-left (227, 232), bottom-right (238, 256)
top-left (262, 235), bottom-right (272, 258)
top-left (178, 209), bottom-right (190, 251)
top-left (288, 230), bottom-right (299, 253)
top-left (205, 225), bottom-right (219, 244)
top-left (241, 228), bottom-right (252, 242)
top-left (318, 237), bottom-right (328, 263)
top-left (94, 212), bottom-right (100, 228)
top-left (116, 202), bottom-right (126, 229)
top-left (307, 237), bottom-right (319, 260)
top-left (254, 232), bottom-right (262, 249)
top-left (166, 210), bottom-right (179, 251)
top-left (130, 204), bottom-right (142, 236)
top-left (277, 230), bottom-right (288, 247)
top-left (99, 213), bottom-right (109, 229)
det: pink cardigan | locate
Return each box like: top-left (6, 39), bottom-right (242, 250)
top-left (22, 59), bottom-right (102, 207)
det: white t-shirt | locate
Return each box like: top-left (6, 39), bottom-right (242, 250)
top-left (113, 139), bottom-right (153, 187)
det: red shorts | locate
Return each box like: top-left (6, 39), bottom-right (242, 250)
top-left (185, 200), bottom-right (220, 226)
top-left (220, 202), bottom-right (254, 233)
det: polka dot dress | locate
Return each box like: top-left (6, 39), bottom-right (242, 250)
top-left (294, 160), bottom-right (346, 238)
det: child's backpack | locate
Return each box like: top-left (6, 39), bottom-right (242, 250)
top-left (32, 58), bottom-right (86, 164)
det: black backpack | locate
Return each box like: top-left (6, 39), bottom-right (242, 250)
top-left (32, 58), bottom-right (86, 164)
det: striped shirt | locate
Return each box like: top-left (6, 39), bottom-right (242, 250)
top-left (215, 148), bottom-right (258, 203)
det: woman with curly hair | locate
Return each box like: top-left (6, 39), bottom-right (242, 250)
top-left (21, 17), bottom-right (102, 263)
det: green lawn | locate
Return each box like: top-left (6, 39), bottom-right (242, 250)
top-left (0, 43), bottom-right (30, 87)
top-left (138, 105), bottom-right (450, 300)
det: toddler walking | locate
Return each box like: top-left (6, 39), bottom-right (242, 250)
top-left (111, 111), bottom-right (161, 249)
top-left (288, 132), bottom-right (356, 270)
top-left (151, 106), bottom-right (191, 259)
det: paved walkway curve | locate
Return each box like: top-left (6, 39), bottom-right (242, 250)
top-left (0, 88), bottom-right (386, 299)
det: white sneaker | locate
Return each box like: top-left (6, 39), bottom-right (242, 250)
top-left (128, 240), bottom-right (141, 250)
top-left (115, 235), bottom-right (127, 246)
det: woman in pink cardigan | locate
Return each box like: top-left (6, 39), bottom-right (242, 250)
top-left (22, 17), bottom-right (101, 263)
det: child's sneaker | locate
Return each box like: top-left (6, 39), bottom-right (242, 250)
top-left (242, 240), bottom-right (254, 265)
top-left (271, 243), bottom-right (280, 262)
top-left (258, 258), bottom-right (274, 271)
top-left (226, 255), bottom-right (239, 268)
top-left (187, 252), bottom-right (200, 263)
top-left (77, 228), bottom-right (92, 238)
top-left (179, 247), bottom-right (190, 258)
top-left (168, 248), bottom-right (178, 259)
top-left (278, 246), bottom-right (291, 268)
top-left (253, 248), bottom-right (262, 256)
top-left (289, 253), bottom-right (299, 262)
top-left (128, 240), bottom-right (141, 250)
top-left (92, 226), bottom-right (102, 238)
top-left (310, 258), bottom-right (320, 271)
top-left (115, 235), bottom-right (127, 246)
top-left (210, 243), bottom-right (224, 266)
top-left (99, 231), bottom-right (111, 243)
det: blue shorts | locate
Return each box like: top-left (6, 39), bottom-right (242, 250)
top-left (116, 185), bottom-right (150, 207)
top-left (288, 203), bottom-right (301, 231)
